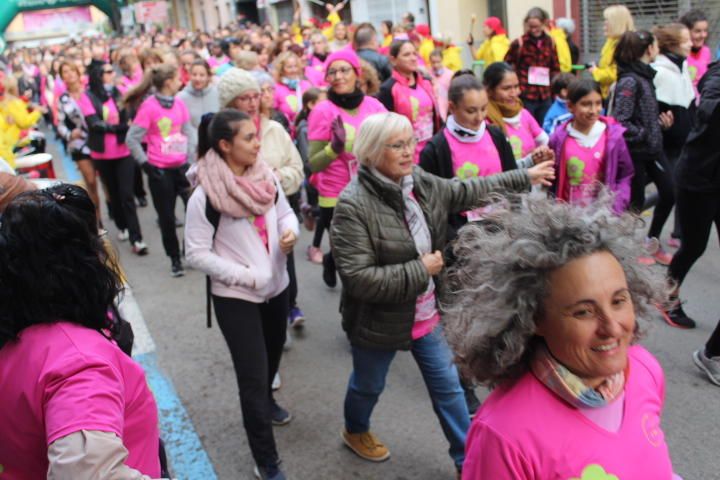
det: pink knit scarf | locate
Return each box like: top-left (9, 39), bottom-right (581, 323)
top-left (197, 149), bottom-right (277, 218)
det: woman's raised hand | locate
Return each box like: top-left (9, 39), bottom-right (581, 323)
top-left (528, 160), bottom-right (556, 187)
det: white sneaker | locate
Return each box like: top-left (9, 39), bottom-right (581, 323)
top-left (131, 241), bottom-right (148, 256)
top-left (117, 229), bottom-right (129, 242)
top-left (693, 348), bottom-right (720, 387)
top-left (272, 372), bottom-right (281, 391)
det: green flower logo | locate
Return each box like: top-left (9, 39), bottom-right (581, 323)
top-left (343, 122), bottom-right (357, 153)
top-left (102, 105), bottom-right (109, 122)
top-left (456, 162), bottom-right (479, 180)
top-left (157, 117), bottom-right (172, 139)
top-left (688, 65), bottom-right (698, 81)
top-left (569, 464), bottom-right (619, 480)
top-left (286, 95), bottom-right (299, 112)
top-left (567, 156), bottom-right (586, 186)
top-left (410, 97), bottom-right (420, 121)
top-left (509, 135), bottom-right (523, 159)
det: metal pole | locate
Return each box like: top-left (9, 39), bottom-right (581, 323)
top-left (581, 0), bottom-right (589, 60)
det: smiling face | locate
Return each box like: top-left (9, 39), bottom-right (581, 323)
top-left (568, 89), bottom-right (602, 133)
top-left (489, 71), bottom-right (521, 106)
top-left (449, 88), bottom-right (488, 131)
top-left (377, 129), bottom-right (416, 182)
top-left (326, 60), bottom-right (358, 95)
top-left (190, 64), bottom-right (210, 90)
top-left (676, 28), bottom-right (692, 58)
top-left (526, 17), bottom-right (545, 37)
top-left (536, 251), bottom-right (636, 388)
top-left (282, 56), bottom-right (300, 78)
top-left (689, 20), bottom-right (708, 49)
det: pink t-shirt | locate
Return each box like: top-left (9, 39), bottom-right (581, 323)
top-left (432, 69), bottom-right (454, 121)
top-left (0, 322), bottom-right (160, 478)
top-left (78, 92), bottom-right (130, 160)
top-left (307, 96), bottom-right (387, 204)
top-left (274, 80), bottom-right (313, 126)
top-left (408, 84), bottom-right (435, 163)
top-left (305, 65), bottom-right (328, 88)
top-left (133, 95), bottom-right (190, 168)
top-left (561, 130), bottom-right (607, 206)
top-left (463, 346), bottom-right (676, 480)
top-left (687, 45), bottom-right (712, 89)
top-left (445, 128), bottom-right (503, 179)
top-left (505, 109), bottom-right (543, 159)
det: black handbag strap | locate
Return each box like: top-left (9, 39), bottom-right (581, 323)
top-left (204, 197), bottom-right (221, 328)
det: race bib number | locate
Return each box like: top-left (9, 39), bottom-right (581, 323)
top-left (528, 66), bottom-right (550, 86)
top-left (416, 112), bottom-right (434, 142)
top-left (160, 133), bottom-right (188, 155)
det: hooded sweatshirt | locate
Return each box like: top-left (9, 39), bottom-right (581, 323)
top-left (177, 83), bottom-right (220, 162)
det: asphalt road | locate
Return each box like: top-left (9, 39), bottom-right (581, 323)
top-left (51, 144), bottom-right (720, 480)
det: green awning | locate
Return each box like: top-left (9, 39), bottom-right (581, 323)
top-left (0, 0), bottom-right (124, 35)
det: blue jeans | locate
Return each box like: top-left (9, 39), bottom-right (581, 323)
top-left (344, 327), bottom-right (469, 468)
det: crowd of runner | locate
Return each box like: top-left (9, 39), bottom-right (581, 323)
top-left (1, 3), bottom-right (720, 479)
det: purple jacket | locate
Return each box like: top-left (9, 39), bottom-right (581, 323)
top-left (549, 117), bottom-right (634, 213)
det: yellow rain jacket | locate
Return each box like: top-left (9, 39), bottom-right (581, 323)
top-left (0, 98), bottom-right (41, 168)
top-left (419, 37), bottom-right (436, 66)
top-left (442, 46), bottom-right (463, 72)
top-left (593, 38), bottom-right (619, 98)
top-left (474, 34), bottom-right (510, 66)
top-left (322, 12), bottom-right (341, 41)
top-left (550, 27), bottom-right (572, 73)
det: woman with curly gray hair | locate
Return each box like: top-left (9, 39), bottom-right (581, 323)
top-left (444, 195), bottom-right (681, 479)
top-left (330, 112), bottom-right (554, 477)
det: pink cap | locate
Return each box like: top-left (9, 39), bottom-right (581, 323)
top-left (325, 49), bottom-right (362, 77)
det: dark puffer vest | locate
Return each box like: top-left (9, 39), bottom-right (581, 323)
top-left (330, 165), bottom-right (530, 351)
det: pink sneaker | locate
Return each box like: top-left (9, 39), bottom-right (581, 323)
top-left (637, 256), bottom-right (656, 266)
top-left (653, 248), bottom-right (674, 266)
top-left (307, 246), bottom-right (323, 264)
top-left (667, 237), bottom-right (681, 249)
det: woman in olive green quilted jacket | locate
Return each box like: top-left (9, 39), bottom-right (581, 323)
top-left (329, 112), bottom-right (554, 475)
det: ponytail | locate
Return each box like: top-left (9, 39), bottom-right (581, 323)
top-left (197, 109), bottom-right (250, 159)
top-left (123, 63), bottom-right (178, 111)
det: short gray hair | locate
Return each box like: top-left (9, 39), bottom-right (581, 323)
top-left (353, 112), bottom-right (413, 168)
top-left (442, 193), bottom-right (668, 387)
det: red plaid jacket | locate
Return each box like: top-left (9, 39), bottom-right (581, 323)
top-left (504, 32), bottom-right (560, 102)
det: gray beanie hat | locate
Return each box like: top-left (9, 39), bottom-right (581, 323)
top-left (218, 68), bottom-right (260, 107)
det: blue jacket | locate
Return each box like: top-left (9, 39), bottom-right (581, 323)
top-left (543, 97), bottom-right (572, 134)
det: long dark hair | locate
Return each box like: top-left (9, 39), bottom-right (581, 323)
top-left (614, 30), bottom-right (655, 65)
top-left (483, 62), bottom-right (515, 91)
top-left (87, 61), bottom-right (115, 102)
top-left (0, 184), bottom-right (123, 348)
top-left (197, 109), bottom-right (251, 159)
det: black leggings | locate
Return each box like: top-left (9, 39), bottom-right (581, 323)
top-left (93, 156), bottom-right (143, 243)
top-left (212, 289), bottom-right (289, 469)
top-left (668, 188), bottom-right (720, 286)
top-left (312, 206), bottom-right (334, 248)
top-left (629, 152), bottom-right (675, 239)
top-left (147, 164), bottom-right (190, 258)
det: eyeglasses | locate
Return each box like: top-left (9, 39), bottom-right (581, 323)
top-left (102, 69), bottom-right (114, 74)
top-left (237, 93), bottom-right (261, 102)
top-left (326, 66), bottom-right (354, 79)
top-left (384, 138), bottom-right (418, 153)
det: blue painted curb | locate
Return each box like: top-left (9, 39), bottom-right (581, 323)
top-left (135, 352), bottom-right (217, 480)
